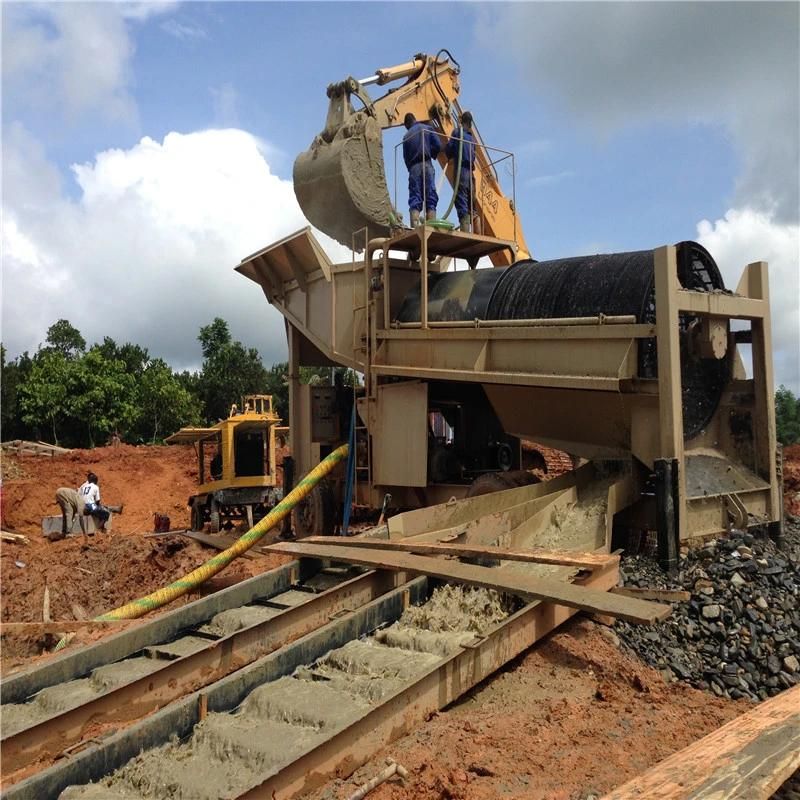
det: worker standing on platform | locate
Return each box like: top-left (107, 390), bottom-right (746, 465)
top-left (402, 112), bottom-right (441, 227)
top-left (446, 111), bottom-right (477, 232)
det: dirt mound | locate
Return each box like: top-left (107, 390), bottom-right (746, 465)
top-left (784, 444), bottom-right (800, 517)
top-left (0, 533), bottom-right (287, 670)
top-left (1, 444), bottom-right (198, 537)
top-left (316, 618), bottom-right (742, 800)
top-left (0, 444), bottom-right (290, 673)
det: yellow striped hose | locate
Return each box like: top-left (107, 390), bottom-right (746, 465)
top-left (55, 445), bottom-right (348, 650)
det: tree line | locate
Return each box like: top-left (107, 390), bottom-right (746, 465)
top-left (1, 318), bottom-right (355, 448)
top-left (1, 317), bottom-right (798, 450)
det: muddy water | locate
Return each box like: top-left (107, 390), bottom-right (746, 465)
top-left (60, 586), bottom-right (509, 800)
top-left (1, 589), bottom-right (315, 738)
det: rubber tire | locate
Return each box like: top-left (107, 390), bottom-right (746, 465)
top-left (190, 502), bottom-right (204, 532)
top-left (209, 501), bottom-right (221, 534)
top-left (292, 480), bottom-right (336, 539)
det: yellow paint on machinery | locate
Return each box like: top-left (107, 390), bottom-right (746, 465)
top-left (293, 52), bottom-right (529, 265)
top-left (166, 394), bottom-right (283, 532)
top-left (237, 52), bottom-right (782, 566)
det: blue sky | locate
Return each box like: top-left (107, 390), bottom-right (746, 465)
top-left (2, 2), bottom-right (798, 389)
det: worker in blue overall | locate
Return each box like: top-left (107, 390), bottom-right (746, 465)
top-left (402, 112), bottom-right (441, 227)
top-left (446, 111), bottom-right (477, 232)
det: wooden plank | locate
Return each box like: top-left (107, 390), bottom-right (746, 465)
top-left (610, 587), bottom-right (690, 603)
top-left (267, 542), bottom-right (670, 624)
top-left (175, 530), bottom-right (263, 558)
top-left (1, 532), bottom-right (30, 545)
top-left (304, 536), bottom-right (616, 570)
top-left (603, 684), bottom-right (800, 800)
top-left (1, 621), bottom-right (131, 635)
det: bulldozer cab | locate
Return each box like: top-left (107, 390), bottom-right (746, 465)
top-left (167, 395), bottom-right (282, 491)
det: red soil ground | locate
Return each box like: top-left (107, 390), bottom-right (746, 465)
top-left (315, 619), bottom-right (743, 800)
top-left (784, 443), bottom-right (800, 517)
top-left (0, 444), bottom-right (288, 671)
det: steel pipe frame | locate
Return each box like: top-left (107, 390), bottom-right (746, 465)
top-left (1, 569), bottom-right (405, 778)
top-left (390, 314), bottom-right (637, 329)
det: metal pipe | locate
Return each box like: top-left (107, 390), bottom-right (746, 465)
top-left (391, 314), bottom-right (637, 329)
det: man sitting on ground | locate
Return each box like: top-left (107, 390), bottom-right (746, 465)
top-left (78, 472), bottom-right (122, 533)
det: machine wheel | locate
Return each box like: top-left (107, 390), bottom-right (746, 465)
top-left (292, 480), bottom-right (335, 539)
top-left (190, 501), bottom-right (205, 532)
top-left (465, 470), bottom-right (540, 498)
top-left (209, 501), bottom-right (221, 534)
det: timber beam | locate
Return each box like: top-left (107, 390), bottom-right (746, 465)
top-left (268, 542), bottom-right (669, 624)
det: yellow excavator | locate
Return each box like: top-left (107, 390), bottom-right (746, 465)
top-left (293, 50), bottom-right (531, 266)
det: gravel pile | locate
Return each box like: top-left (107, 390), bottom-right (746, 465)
top-left (616, 519), bottom-right (800, 702)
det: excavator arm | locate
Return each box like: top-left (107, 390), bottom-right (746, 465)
top-left (293, 52), bottom-right (530, 265)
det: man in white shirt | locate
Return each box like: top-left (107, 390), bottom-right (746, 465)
top-left (78, 472), bottom-right (111, 533)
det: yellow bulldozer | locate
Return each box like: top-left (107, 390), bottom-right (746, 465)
top-left (166, 395), bottom-right (287, 533)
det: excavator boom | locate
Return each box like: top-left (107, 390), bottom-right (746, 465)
top-left (293, 52), bottom-right (530, 264)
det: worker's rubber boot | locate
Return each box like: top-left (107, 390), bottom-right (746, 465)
top-left (459, 215), bottom-right (471, 233)
top-left (409, 209), bottom-right (421, 228)
top-left (425, 209), bottom-right (436, 222)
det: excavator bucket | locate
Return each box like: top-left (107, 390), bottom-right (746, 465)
top-left (293, 113), bottom-right (398, 251)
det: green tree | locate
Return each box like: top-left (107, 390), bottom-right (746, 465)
top-left (19, 349), bottom-right (75, 444)
top-left (776, 385), bottom-right (800, 446)
top-left (265, 361), bottom-right (289, 420)
top-left (43, 319), bottom-right (85, 359)
top-left (1, 346), bottom-right (34, 441)
top-left (95, 337), bottom-right (149, 377)
top-left (68, 347), bottom-right (138, 446)
top-left (196, 318), bottom-right (268, 422)
top-left (136, 358), bottom-right (202, 442)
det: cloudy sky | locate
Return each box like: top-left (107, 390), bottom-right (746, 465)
top-left (2, 2), bottom-right (798, 390)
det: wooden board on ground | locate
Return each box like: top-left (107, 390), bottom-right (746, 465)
top-left (1, 620), bottom-right (132, 635)
top-left (175, 530), bottom-right (267, 558)
top-left (610, 587), bottom-right (691, 603)
top-left (268, 541), bottom-right (669, 625)
top-left (304, 536), bottom-right (617, 570)
top-left (1, 532), bottom-right (30, 545)
top-left (1, 440), bottom-right (73, 456)
top-left (602, 683), bottom-right (800, 799)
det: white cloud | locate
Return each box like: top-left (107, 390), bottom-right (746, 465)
top-left (525, 170), bottom-right (575, 188)
top-left (3, 4), bottom-right (135, 121)
top-left (2, 2), bottom-right (177, 122)
top-left (697, 209), bottom-right (800, 393)
top-left (160, 18), bottom-right (208, 41)
top-left (1, 128), bottom-right (350, 369)
top-left (482, 3), bottom-right (799, 223)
